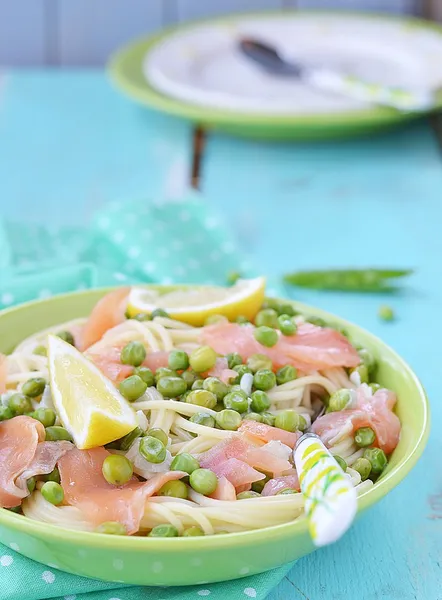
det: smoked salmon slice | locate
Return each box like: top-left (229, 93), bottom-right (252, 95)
top-left (81, 287), bottom-right (129, 351)
top-left (201, 322), bottom-right (360, 372)
top-left (261, 474), bottom-right (300, 496)
top-left (58, 447), bottom-right (186, 534)
top-left (0, 416), bottom-right (72, 508)
top-left (238, 420), bottom-right (300, 449)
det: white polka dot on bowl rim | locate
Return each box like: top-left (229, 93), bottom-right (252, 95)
top-left (0, 555), bottom-right (13, 567)
top-left (1, 293), bottom-right (14, 306)
top-left (244, 588), bottom-right (257, 598)
top-left (190, 557), bottom-right (202, 567)
top-left (113, 558), bottom-right (124, 570)
top-left (64, 595), bottom-right (77, 600)
top-left (198, 591), bottom-right (211, 597)
top-left (48, 562), bottom-right (59, 569)
top-left (42, 570), bottom-right (55, 583)
top-left (151, 561), bottom-right (163, 573)
top-left (108, 597), bottom-right (122, 600)
top-left (77, 549), bottom-right (87, 558)
top-left (239, 567), bottom-right (250, 575)
top-left (9, 543), bottom-right (19, 552)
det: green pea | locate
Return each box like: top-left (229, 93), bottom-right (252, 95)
top-left (223, 390), bottom-right (248, 413)
top-left (22, 377), bottom-right (46, 398)
top-left (237, 491), bottom-right (260, 499)
top-left (41, 481), bottom-right (64, 505)
top-left (118, 375), bottom-right (147, 402)
top-left (134, 366), bottom-right (155, 386)
top-left (27, 477), bottom-right (36, 493)
top-left (357, 348), bottom-right (376, 375)
top-left (254, 326), bottom-right (279, 348)
top-left (191, 379), bottom-right (205, 390)
top-left (261, 412), bottom-right (276, 426)
top-left (102, 455), bottom-right (133, 485)
top-left (275, 410), bottom-right (305, 433)
top-left (117, 427), bottom-right (143, 451)
top-left (250, 390), bottom-right (270, 413)
top-left (157, 376), bottom-right (188, 398)
top-left (158, 480), bottom-right (188, 499)
top-left (333, 455), bottom-right (347, 472)
top-left (215, 409), bottom-right (241, 431)
top-left (179, 390), bottom-right (190, 402)
top-left (8, 393), bottom-right (33, 415)
top-left (363, 448), bottom-right (387, 474)
top-left (251, 476), bottom-right (270, 493)
top-left (253, 369), bottom-right (276, 391)
top-left (147, 428), bottom-right (168, 446)
top-left (232, 364), bottom-right (252, 384)
top-left (189, 412), bottom-right (216, 428)
top-left (183, 526), bottom-right (204, 536)
top-left (189, 346), bottom-right (217, 373)
top-left (352, 457), bottom-right (372, 481)
top-left (96, 521), bottom-right (127, 535)
top-left (186, 389), bottom-right (217, 409)
top-left (243, 412), bottom-right (263, 423)
top-left (168, 350), bottom-right (189, 371)
top-left (120, 341), bottom-right (146, 367)
top-left (0, 406), bottom-right (14, 421)
top-left (33, 345), bottom-right (47, 356)
top-left (43, 467), bottom-right (60, 483)
top-left (307, 317), bottom-right (326, 327)
top-left (181, 369), bottom-right (198, 389)
top-left (189, 468), bottom-right (218, 495)
top-left (246, 353), bottom-right (273, 373)
top-left (328, 389), bottom-right (353, 412)
top-left (226, 352), bottom-right (243, 369)
top-left (155, 367), bottom-right (177, 383)
top-left (235, 315), bottom-right (250, 324)
top-left (45, 426), bottom-right (73, 441)
top-left (204, 314), bottom-right (228, 326)
top-left (30, 408), bottom-right (56, 427)
top-left (171, 452), bottom-right (200, 475)
top-left (57, 330), bottom-right (75, 345)
top-left (149, 524), bottom-right (178, 537)
top-left (139, 436), bottom-right (166, 464)
top-left (278, 315), bottom-right (297, 336)
top-left (354, 427), bottom-right (376, 448)
top-left (349, 364), bottom-right (369, 384)
top-left (276, 365), bottom-right (297, 385)
top-left (151, 308), bottom-right (170, 319)
top-left (203, 377), bottom-right (229, 401)
top-left (378, 305), bottom-right (394, 322)
top-left (255, 308), bottom-right (279, 328)
top-left (276, 488), bottom-right (298, 495)
top-left (369, 383), bottom-right (382, 393)
top-left (134, 313), bottom-right (151, 322)
top-left (277, 303), bottom-right (297, 317)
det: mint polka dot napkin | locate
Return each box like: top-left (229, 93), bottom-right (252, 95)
top-left (0, 192), bottom-right (288, 598)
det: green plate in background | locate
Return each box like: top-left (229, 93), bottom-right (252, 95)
top-left (108, 11), bottom-right (442, 141)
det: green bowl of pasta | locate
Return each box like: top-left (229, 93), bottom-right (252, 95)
top-left (0, 287), bottom-right (430, 586)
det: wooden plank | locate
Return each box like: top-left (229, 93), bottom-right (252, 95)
top-left (176, 0), bottom-right (285, 22)
top-left (0, 1), bottom-right (46, 66)
top-left (0, 72), bottom-right (192, 225)
top-left (202, 124), bottom-right (442, 600)
top-left (57, 0), bottom-right (163, 66)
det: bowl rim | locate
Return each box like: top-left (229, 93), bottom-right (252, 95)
top-left (0, 287), bottom-right (430, 551)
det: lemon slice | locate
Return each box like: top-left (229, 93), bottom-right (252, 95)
top-left (126, 277), bottom-right (266, 326)
top-left (47, 334), bottom-right (137, 449)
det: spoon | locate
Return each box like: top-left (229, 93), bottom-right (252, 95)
top-left (293, 405), bottom-right (357, 546)
top-left (238, 38), bottom-right (434, 112)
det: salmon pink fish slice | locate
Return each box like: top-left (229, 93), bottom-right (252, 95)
top-left (209, 457), bottom-right (265, 489)
top-left (0, 416), bottom-right (71, 508)
top-left (87, 346), bottom-right (134, 384)
top-left (209, 476), bottom-right (237, 501)
top-left (239, 420), bottom-right (300, 449)
top-left (58, 447), bottom-right (185, 534)
top-left (201, 322), bottom-right (360, 372)
top-left (142, 351), bottom-right (170, 372)
top-left (262, 474), bottom-right (300, 496)
top-left (80, 287), bottom-right (129, 351)
top-left (207, 358), bottom-right (237, 384)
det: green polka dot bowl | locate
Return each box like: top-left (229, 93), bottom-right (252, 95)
top-left (0, 288), bottom-right (429, 585)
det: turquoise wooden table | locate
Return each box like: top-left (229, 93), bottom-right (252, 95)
top-left (0, 71), bottom-right (441, 599)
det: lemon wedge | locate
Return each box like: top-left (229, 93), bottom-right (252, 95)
top-left (47, 334), bottom-right (137, 449)
top-left (126, 277), bottom-right (266, 326)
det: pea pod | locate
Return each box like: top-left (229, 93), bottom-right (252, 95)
top-left (283, 268), bottom-right (413, 292)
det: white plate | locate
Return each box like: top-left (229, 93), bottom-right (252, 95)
top-left (144, 13), bottom-right (442, 115)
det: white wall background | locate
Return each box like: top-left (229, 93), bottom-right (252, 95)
top-left (0, 0), bottom-right (424, 66)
